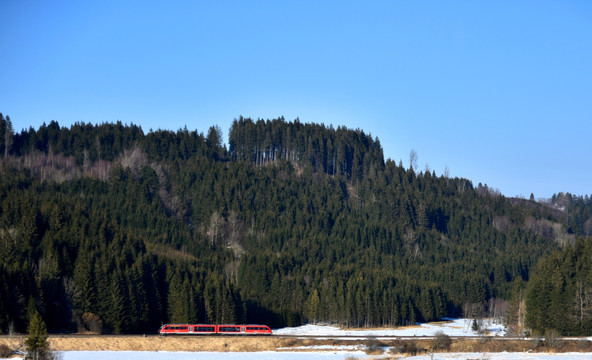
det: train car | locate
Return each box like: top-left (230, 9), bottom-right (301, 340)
top-left (243, 325), bottom-right (273, 334)
top-left (158, 324), bottom-right (192, 334)
top-left (217, 325), bottom-right (272, 335)
top-left (158, 324), bottom-right (271, 335)
top-left (191, 325), bottom-right (218, 334)
top-left (158, 324), bottom-right (217, 335)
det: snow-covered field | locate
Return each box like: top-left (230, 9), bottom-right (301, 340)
top-left (275, 318), bottom-right (506, 338)
top-left (403, 354), bottom-right (592, 359)
top-left (59, 351), bottom-right (370, 360)
top-left (6, 350), bottom-right (592, 360)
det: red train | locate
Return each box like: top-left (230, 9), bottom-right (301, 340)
top-left (158, 324), bottom-right (272, 335)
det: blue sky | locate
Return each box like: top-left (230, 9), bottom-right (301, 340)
top-left (1, 1), bottom-right (591, 198)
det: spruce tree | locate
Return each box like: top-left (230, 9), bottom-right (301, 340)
top-left (25, 310), bottom-right (53, 360)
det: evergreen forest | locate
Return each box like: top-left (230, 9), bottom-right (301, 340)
top-left (0, 113), bottom-right (591, 335)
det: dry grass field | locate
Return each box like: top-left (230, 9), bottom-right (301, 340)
top-left (0, 335), bottom-right (283, 352)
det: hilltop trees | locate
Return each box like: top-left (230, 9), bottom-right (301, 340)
top-left (228, 117), bottom-right (384, 182)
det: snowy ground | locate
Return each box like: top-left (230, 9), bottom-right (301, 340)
top-left (6, 350), bottom-right (592, 360)
top-left (274, 318), bottom-right (506, 337)
top-left (59, 352), bottom-right (592, 359)
top-left (5, 351), bottom-right (369, 360)
top-left (402, 354), bottom-right (592, 360)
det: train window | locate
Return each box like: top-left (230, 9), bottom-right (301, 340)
top-left (218, 326), bottom-right (240, 332)
top-left (194, 326), bottom-right (216, 332)
top-left (246, 326), bottom-right (269, 331)
top-left (168, 325), bottom-right (187, 331)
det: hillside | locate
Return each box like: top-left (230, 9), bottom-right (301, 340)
top-left (0, 114), bottom-right (586, 334)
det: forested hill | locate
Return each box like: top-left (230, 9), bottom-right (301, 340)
top-left (0, 113), bottom-right (587, 334)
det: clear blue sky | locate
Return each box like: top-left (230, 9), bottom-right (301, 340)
top-left (1, 1), bottom-right (591, 199)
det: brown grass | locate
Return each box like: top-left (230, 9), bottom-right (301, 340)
top-left (0, 335), bottom-right (281, 352)
top-left (450, 338), bottom-right (592, 353)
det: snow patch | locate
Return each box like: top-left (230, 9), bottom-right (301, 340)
top-left (274, 318), bottom-right (506, 337)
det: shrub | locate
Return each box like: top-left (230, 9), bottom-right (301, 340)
top-left (0, 344), bottom-right (13, 358)
top-left (431, 330), bottom-right (452, 351)
top-left (544, 329), bottom-right (562, 349)
top-left (281, 338), bottom-right (299, 347)
top-left (365, 337), bottom-right (385, 354)
top-left (81, 312), bottom-right (103, 334)
top-left (403, 341), bottom-right (418, 355)
top-left (531, 337), bottom-right (543, 349)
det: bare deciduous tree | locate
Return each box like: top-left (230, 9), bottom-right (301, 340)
top-left (409, 149), bottom-right (418, 171)
top-left (493, 215), bottom-right (512, 234)
top-left (488, 297), bottom-right (509, 324)
top-left (584, 218), bottom-right (592, 237)
top-left (573, 282), bottom-right (592, 324)
top-left (207, 211), bottom-right (223, 246)
top-left (119, 145), bottom-right (147, 177)
top-left (403, 227), bottom-right (421, 259)
top-left (226, 211), bottom-right (245, 259)
top-left (552, 223), bottom-right (575, 247)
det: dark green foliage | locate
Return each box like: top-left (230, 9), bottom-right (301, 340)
top-left (526, 237), bottom-right (592, 335)
top-left (229, 117), bottom-right (384, 183)
top-left (0, 114), bottom-right (576, 333)
top-left (549, 192), bottom-right (592, 237)
top-left (0, 113), bottom-right (14, 159)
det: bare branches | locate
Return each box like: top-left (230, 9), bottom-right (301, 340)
top-left (409, 149), bottom-right (418, 172)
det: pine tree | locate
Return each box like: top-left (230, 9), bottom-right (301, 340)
top-left (305, 289), bottom-right (320, 324)
top-left (206, 125), bottom-right (223, 149)
top-left (106, 271), bottom-right (126, 334)
top-left (2, 114), bottom-right (14, 158)
top-left (167, 271), bottom-right (187, 323)
top-left (471, 318), bottom-right (480, 332)
top-left (25, 310), bottom-right (53, 360)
